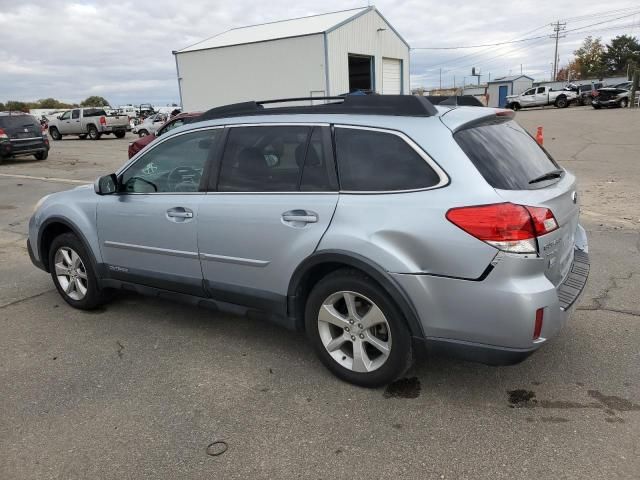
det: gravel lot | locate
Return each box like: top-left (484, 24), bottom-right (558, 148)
top-left (1, 106), bottom-right (639, 479)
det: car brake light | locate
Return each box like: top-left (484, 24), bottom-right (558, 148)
top-left (446, 202), bottom-right (558, 254)
top-left (0, 128), bottom-right (8, 139)
top-left (533, 308), bottom-right (544, 339)
top-left (100, 116), bottom-right (107, 125)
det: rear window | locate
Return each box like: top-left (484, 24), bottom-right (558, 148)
top-left (83, 108), bottom-right (106, 117)
top-left (0, 115), bottom-right (39, 128)
top-left (454, 119), bottom-right (559, 190)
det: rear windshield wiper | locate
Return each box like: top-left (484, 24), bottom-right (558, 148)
top-left (529, 169), bottom-right (564, 185)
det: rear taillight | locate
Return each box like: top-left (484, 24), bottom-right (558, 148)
top-left (446, 202), bottom-right (558, 254)
top-left (100, 116), bottom-right (107, 125)
top-left (533, 308), bottom-right (544, 339)
top-left (0, 128), bottom-right (8, 139)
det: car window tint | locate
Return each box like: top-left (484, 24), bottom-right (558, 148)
top-left (454, 119), bottom-right (559, 190)
top-left (536, 87), bottom-right (545, 94)
top-left (121, 129), bottom-right (221, 193)
top-left (60, 111), bottom-right (71, 120)
top-left (335, 128), bottom-right (441, 191)
top-left (218, 126), bottom-right (311, 192)
top-left (72, 110), bottom-right (80, 119)
top-left (524, 89), bottom-right (535, 96)
top-left (300, 127), bottom-right (338, 191)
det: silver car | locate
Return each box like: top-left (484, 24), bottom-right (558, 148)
top-left (28, 95), bottom-right (589, 387)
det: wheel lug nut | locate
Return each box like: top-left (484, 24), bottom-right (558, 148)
top-left (358, 324), bottom-right (363, 329)
top-left (345, 327), bottom-right (350, 332)
top-left (359, 334), bottom-right (364, 339)
top-left (350, 335), bottom-right (356, 341)
top-left (349, 320), bottom-right (354, 325)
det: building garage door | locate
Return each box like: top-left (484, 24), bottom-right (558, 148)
top-left (382, 58), bottom-right (402, 95)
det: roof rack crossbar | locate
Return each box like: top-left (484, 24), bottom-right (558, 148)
top-left (199, 95), bottom-right (439, 122)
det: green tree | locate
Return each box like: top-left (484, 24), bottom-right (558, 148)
top-left (80, 96), bottom-right (110, 107)
top-left (5, 101), bottom-right (30, 112)
top-left (574, 36), bottom-right (606, 78)
top-left (0, 102), bottom-right (5, 111)
top-left (37, 98), bottom-right (62, 109)
top-left (603, 35), bottom-right (640, 76)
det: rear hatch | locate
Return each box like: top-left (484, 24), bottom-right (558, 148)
top-left (0, 114), bottom-right (42, 140)
top-left (452, 116), bottom-right (580, 286)
top-left (596, 88), bottom-right (622, 101)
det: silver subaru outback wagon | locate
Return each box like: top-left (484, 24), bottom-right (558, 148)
top-left (28, 95), bottom-right (589, 387)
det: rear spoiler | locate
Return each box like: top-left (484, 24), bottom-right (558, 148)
top-left (439, 107), bottom-right (515, 133)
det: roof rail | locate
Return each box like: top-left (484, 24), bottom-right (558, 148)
top-left (198, 95), bottom-right (438, 122)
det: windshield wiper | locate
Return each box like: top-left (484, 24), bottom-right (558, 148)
top-left (529, 169), bottom-right (564, 185)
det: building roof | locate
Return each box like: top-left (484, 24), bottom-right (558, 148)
top-left (177, 7), bottom-right (372, 53)
top-left (488, 75), bottom-right (534, 84)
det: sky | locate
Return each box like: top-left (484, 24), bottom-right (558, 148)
top-left (1, 0), bottom-right (639, 106)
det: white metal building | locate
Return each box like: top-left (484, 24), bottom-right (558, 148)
top-left (487, 75), bottom-right (534, 108)
top-left (173, 6), bottom-right (410, 111)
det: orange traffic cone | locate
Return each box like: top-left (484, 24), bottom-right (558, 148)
top-left (536, 126), bottom-right (544, 146)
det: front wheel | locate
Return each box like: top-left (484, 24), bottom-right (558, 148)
top-left (619, 98), bottom-right (629, 108)
top-left (49, 233), bottom-right (110, 310)
top-left (49, 127), bottom-right (62, 140)
top-left (138, 129), bottom-right (149, 138)
top-left (87, 125), bottom-right (101, 140)
top-left (305, 269), bottom-right (413, 387)
top-left (34, 151), bottom-right (48, 160)
top-left (592, 104), bottom-right (602, 109)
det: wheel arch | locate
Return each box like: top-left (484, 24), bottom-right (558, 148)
top-left (287, 250), bottom-right (425, 340)
top-left (38, 216), bottom-right (100, 276)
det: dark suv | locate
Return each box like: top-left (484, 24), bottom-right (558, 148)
top-left (0, 112), bottom-right (50, 164)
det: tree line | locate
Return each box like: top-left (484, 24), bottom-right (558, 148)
top-left (0, 96), bottom-right (111, 112)
top-left (557, 34), bottom-right (640, 81)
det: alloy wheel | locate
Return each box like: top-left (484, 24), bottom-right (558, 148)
top-left (54, 247), bottom-right (88, 301)
top-left (317, 291), bottom-right (392, 373)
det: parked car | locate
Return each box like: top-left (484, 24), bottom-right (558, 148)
top-left (574, 83), bottom-right (602, 105)
top-left (28, 95), bottom-right (589, 387)
top-left (592, 84), bottom-right (631, 109)
top-left (128, 112), bottom-right (201, 158)
top-left (506, 86), bottom-right (578, 110)
top-left (132, 112), bottom-right (168, 138)
top-left (48, 108), bottom-right (129, 140)
top-left (0, 112), bottom-right (49, 164)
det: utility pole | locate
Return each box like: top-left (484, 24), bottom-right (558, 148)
top-left (550, 21), bottom-right (566, 81)
top-left (439, 68), bottom-right (442, 90)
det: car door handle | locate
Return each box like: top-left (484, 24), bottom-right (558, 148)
top-left (166, 207), bottom-right (193, 219)
top-left (282, 210), bottom-right (318, 223)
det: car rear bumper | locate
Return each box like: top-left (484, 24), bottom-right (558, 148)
top-left (392, 243), bottom-right (589, 365)
top-left (1, 138), bottom-right (49, 158)
top-left (592, 98), bottom-right (622, 107)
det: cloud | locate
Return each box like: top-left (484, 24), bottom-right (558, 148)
top-left (1, 0), bottom-right (638, 105)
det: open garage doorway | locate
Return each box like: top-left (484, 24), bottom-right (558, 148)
top-left (348, 54), bottom-right (373, 93)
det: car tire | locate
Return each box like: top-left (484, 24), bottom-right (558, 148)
top-left (138, 129), bottom-right (149, 138)
top-left (555, 96), bottom-right (568, 108)
top-left (48, 233), bottom-right (110, 310)
top-left (509, 103), bottom-right (520, 111)
top-left (619, 98), bottom-right (629, 108)
top-left (114, 131), bottom-right (126, 139)
top-left (592, 105), bottom-right (601, 109)
top-left (87, 125), bottom-right (101, 140)
top-left (304, 268), bottom-right (413, 387)
top-left (49, 127), bottom-right (62, 140)
top-left (78, 134), bottom-right (87, 140)
top-left (34, 151), bottom-right (48, 160)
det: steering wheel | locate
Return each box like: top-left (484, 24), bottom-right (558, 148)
top-left (167, 166), bottom-right (201, 192)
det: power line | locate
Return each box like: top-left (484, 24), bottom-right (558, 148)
top-left (551, 21), bottom-right (567, 81)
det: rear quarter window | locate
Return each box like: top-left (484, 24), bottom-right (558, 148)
top-left (454, 119), bottom-right (560, 190)
top-left (335, 127), bottom-right (441, 191)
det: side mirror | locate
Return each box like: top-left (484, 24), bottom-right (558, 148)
top-left (95, 173), bottom-right (118, 195)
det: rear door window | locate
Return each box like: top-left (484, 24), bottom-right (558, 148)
top-left (335, 127), bottom-right (441, 191)
top-left (217, 126), bottom-right (312, 192)
top-left (454, 119), bottom-right (560, 190)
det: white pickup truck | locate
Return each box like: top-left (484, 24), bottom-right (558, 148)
top-left (505, 86), bottom-right (578, 110)
top-left (48, 108), bottom-right (129, 140)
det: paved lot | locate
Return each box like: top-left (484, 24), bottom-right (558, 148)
top-left (1, 108), bottom-right (639, 479)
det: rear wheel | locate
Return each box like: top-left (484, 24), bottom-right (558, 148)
top-left (87, 125), bottom-right (101, 140)
top-left (49, 127), bottom-right (62, 140)
top-left (305, 269), bottom-right (412, 387)
top-left (34, 151), bottom-right (48, 160)
top-left (114, 130), bottom-right (126, 139)
top-left (555, 96), bottom-right (568, 108)
top-left (48, 233), bottom-right (110, 310)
